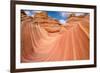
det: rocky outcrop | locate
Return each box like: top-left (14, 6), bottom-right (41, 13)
top-left (21, 10), bottom-right (33, 22)
top-left (65, 14), bottom-right (90, 38)
top-left (32, 11), bottom-right (61, 33)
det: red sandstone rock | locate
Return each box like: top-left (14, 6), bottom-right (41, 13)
top-left (21, 11), bottom-right (89, 62)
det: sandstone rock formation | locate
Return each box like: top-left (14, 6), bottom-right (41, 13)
top-left (21, 11), bottom-right (89, 62)
top-left (32, 11), bottom-right (61, 33)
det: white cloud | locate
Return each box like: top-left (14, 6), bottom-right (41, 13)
top-left (24, 10), bottom-right (43, 16)
top-left (60, 12), bottom-right (68, 18)
top-left (24, 11), bottom-right (32, 16)
top-left (60, 12), bottom-right (73, 18)
top-left (60, 12), bottom-right (67, 17)
top-left (59, 19), bottom-right (66, 24)
top-left (34, 11), bottom-right (43, 13)
top-left (75, 13), bottom-right (85, 16)
top-left (60, 12), bottom-right (86, 18)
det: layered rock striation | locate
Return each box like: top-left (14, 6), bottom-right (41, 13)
top-left (21, 11), bottom-right (90, 62)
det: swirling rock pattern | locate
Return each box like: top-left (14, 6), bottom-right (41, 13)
top-left (21, 11), bottom-right (89, 63)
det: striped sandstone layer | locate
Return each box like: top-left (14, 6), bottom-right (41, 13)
top-left (21, 11), bottom-right (89, 62)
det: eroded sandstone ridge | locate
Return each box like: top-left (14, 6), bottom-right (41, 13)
top-left (21, 11), bottom-right (89, 62)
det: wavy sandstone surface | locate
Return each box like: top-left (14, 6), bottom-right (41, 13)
top-left (21, 11), bottom-right (89, 62)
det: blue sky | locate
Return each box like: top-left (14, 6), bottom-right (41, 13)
top-left (48, 11), bottom-right (68, 24)
top-left (47, 11), bottom-right (67, 21)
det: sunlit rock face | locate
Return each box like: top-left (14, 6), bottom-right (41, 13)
top-left (32, 11), bottom-right (61, 33)
top-left (66, 14), bottom-right (90, 38)
top-left (21, 11), bottom-right (89, 63)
